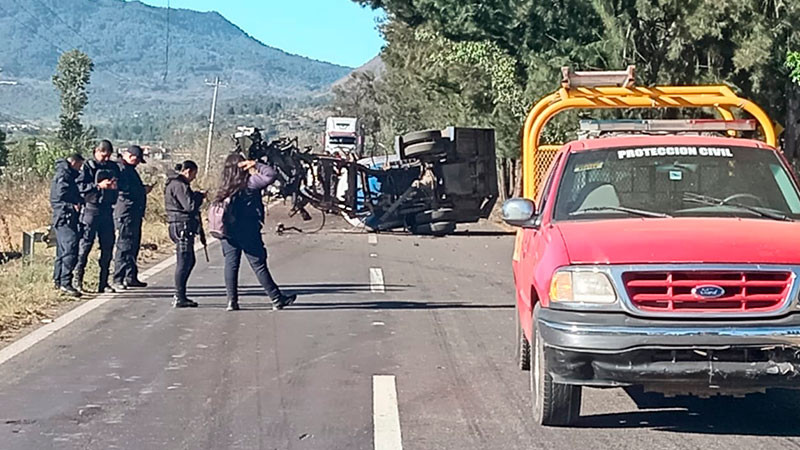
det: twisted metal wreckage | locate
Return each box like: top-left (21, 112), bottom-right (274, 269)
top-left (231, 126), bottom-right (499, 235)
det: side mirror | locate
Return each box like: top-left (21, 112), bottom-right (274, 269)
top-left (502, 198), bottom-right (537, 227)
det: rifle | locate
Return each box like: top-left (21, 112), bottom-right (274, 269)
top-left (198, 219), bottom-right (209, 262)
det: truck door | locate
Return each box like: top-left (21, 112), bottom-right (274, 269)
top-left (518, 154), bottom-right (562, 335)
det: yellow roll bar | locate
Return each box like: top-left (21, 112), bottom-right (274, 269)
top-left (522, 77), bottom-right (778, 199)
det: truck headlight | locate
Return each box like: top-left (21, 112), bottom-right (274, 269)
top-left (549, 270), bottom-right (617, 305)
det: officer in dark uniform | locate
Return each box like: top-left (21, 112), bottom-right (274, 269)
top-left (75, 140), bottom-right (120, 293)
top-left (113, 145), bottom-right (151, 290)
top-left (51, 153), bottom-right (85, 297)
top-left (164, 160), bottom-right (204, 308)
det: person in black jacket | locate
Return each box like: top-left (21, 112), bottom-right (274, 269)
top-left (165, 160), bottom-right (205, 308)
top-left (51, 153), bottom-right (85, 297)
top-left (214, 153), bottom-right (296, 311)
top-left (112, 145), bottom-right (152, 290)
top-left (75, 140), bottom-right (120, 293)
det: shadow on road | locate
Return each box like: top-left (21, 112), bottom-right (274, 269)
top-left (117, 283), bottom-right (411, 299)
top-left (288, 300), bottom-right (513, 310)
top-left (575, 387), bottom-right (800, 436)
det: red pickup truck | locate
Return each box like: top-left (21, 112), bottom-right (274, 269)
top-left (504, 71), bottom-right (800, 426)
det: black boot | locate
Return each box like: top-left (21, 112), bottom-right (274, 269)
top-left (59, 285), bottom-right (82, 298)
top-left (226, 298), bottom-right (240, 311)
top-left (272, 294), bottom-right (297, 311)
top-left (172, 295), bottom-right (198, 308)
top-left (73, 272), bottom-right (84, 293)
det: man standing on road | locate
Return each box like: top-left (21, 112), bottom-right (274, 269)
top-left (165, 160), bottom-right (204, 308)
top-left (112, 145), bottom-right (152, 291)
top-left (50, 153), bottom-right (85, 297)
top-left (75, 140), bottom-right (120, 293)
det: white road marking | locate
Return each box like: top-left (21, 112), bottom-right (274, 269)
top-left (370, 268), bottom-right (385, 293)
top-left (368, 234), bottom-right (378, 245)
top-left (373, 375), bottom-right (403, 450)
top-left (0, 238), bottom-right (220, 367)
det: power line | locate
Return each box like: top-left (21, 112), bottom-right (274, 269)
top-left (163, 0), bottom-right (170, 83)
top-left (29, 0), bottom-right (94, 51)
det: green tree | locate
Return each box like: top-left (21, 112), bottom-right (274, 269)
top-left (52, 49), bottom-right (94, 151)
top-left (333, 71), bottom-right (386, 156)
top-left (357, 0), bottom-right (800, 164)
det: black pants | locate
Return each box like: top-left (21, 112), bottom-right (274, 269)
top-left (221, 229), bottom-right (281, 302)
top-left (53, 218), bottom-right (80, 288)
top-left (75, 210), bottom-right (115, 287)
top-left (169, 222), bottom-right (196, 300)
top-left (114, 215), bottom-right (143, 285)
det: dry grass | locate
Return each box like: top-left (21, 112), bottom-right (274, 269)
top-left (0, 174), bottom-right (175, 342)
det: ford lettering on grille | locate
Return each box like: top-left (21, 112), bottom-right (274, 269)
top-left (692, 285), bottom-right (725, 299)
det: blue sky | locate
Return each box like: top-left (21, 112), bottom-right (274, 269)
top-left (139, 0), bottom-right (385, 68)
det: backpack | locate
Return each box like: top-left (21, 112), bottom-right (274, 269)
top-left (207, 198), bottom-right (232, 239)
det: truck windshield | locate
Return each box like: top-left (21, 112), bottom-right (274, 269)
top-left (329, 136), bottom-right (357, 145)
top-left (553, 145), bottom-right (800, 221)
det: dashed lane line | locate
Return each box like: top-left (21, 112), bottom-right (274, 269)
top-left (373, 375), bottom-right (403, 450)
top-left (370, 268), bottom-right (386, 293)
top-left (368, 234), bottom-right (378, 245)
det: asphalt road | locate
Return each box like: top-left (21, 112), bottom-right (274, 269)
top-left (3, 208), bottom-right (800, 449)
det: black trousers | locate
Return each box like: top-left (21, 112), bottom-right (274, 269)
top-left (75, 210), bottom-right (115, 287)
top-left (169, 222), bottom-right (196, 299)
top-left (221, 228), bottom-right (282, 302)
top-left (53, 218), bottom-right (80, 288)
top-left (114, 215), bottom-right (143, 285)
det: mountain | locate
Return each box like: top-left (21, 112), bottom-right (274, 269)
top-left (333, 55), bottom-right (385, 88)
top-left (0, 0), bottom-right (351, 122)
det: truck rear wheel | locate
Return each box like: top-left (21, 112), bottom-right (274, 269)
top-left (402, 129), bottom-right (441, 146)
top-left (410, 221), bottom-right (456, 236)
top-left (531, 327), bottom-right (581, 426)
top-left (414, 208), bottom-right (456, 225)
top-left (402, 140), bottom-right (447, 159)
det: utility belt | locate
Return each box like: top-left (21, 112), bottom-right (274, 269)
top-left (169, 219), bottom-right (199, 238)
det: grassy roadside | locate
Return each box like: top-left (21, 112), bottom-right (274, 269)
top-left (0, 176), bottom-right (174, 343)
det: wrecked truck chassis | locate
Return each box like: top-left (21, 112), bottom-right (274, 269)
top-left (237, 128), bottom-right (497, 233)
top-left (537, 306), bottom-right (800, 395)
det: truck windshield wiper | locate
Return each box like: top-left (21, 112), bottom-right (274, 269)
top-left (683, 192), bottom-right (793, 222)
top-left (570, 206), bottom-right (672, 218)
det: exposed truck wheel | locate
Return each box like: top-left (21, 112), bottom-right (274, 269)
top-left (410, 221), bottom-right (456, 236)
top-left (402, 140), bottom-right (447, 159)
top-left (531, 327), bottom-right (581, 426)
top-left (402, 129), bottom-right (441, 146)
top-left (414, 208), bottom-right (456, 225)
top-left (516, 305), bottom-right (530, 371)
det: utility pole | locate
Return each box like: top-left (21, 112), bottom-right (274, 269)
top-left (203, 77), bottom-right (221, 176)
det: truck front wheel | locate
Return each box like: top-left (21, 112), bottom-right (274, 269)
top-left (531, 327), bottom-right (581, 426)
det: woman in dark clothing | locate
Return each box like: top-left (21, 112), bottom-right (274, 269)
top-left (165, 160), bottom-right (204, 308)
top-left (215, 153), bottom-right (296, 311)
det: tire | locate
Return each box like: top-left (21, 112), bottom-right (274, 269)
top-left (516, 305), bottom-right (531, 371)
top-left (411, 221), bottom-right (456, 236)
top-left (531, 327), bottom-right (581, 426)
top-left (402, 129), bottom-right (441, 146)
top-left (402, 140), bottom-right (447, 159)
top-left (414, 208), bottom-right (456, 225)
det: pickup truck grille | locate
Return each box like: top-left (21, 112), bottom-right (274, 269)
top-left (622, 270), bottom-right (793, 314)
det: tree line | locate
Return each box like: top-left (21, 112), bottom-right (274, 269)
top-left (336, 0), bottom-right (800, 199)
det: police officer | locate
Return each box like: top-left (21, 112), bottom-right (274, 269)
top-left (51, 153), bottom-right (85, 297)
top-left (75, 140), bottom-right (120, 293)
top-left (112, 145), bottom-right (152, 290)
top-left (165, 160), bottom-right (204, 308)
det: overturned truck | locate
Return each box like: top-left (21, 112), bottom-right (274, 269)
top-left (232, 126), bottom-right (498, 235)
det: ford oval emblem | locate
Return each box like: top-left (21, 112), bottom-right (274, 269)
top-left (692, 285), bottom-right (725, 299)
